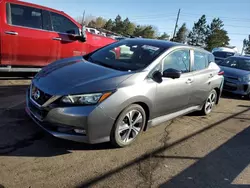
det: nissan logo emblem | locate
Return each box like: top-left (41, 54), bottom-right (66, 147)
top-left (33, 90), bottom-right (40, 100)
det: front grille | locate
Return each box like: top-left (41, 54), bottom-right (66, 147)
top-left (243, 85), bottom-right (249, 92)
top-left (31, 85), bottom-right (52, 105)
top-left (29, 100), bottom-right (48, 120)
top-left (224, 85), bottom-right (237, 91)
top-left (224, 76), bottom-right (238, 80)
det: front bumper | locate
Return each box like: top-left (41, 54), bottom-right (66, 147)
top-left (26, 90), bottom-right (115, 144)
top-left (223, 79), bottom-right (250, 96)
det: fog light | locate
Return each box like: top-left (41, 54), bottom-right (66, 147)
top-left (57, 127), bottom-right (72, 133)
top-left (74, 129), bottom-right (86, 134)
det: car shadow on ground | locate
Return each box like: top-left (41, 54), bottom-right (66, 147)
top-left (76, 105), bottom-right (250, 188)
top-left (160, 121), bottom-right (250, 188)
top-left (0, 112), bottom-right (114, 157)
top-left (0, 107), bottom-right (114, 157)
top-left (0, 85), bottom-right (114, 157)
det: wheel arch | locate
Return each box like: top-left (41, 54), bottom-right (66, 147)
top-left (115, 96), bottom-right (152, 132)
top-left (214, 87), bottom-right (221, 104)
top-left (133, 102), bottom-right (150, 131)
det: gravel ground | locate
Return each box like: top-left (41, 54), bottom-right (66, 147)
top-left (0, 79), bottom-right (250, 188)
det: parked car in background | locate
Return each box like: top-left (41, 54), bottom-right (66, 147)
top-left (26, 38), bottom-right (224, 147)
top-left (218, 56), bottom-right (250, 98)
top-left (212, 47), bottom-right (238, 64)
top-left (0, 0), bottom-right (116, 72)
top-left (114, 36), bottom-right (126, 41)
top-left (86, 27), bottom-right (100, 35)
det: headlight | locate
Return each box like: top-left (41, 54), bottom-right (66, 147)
top-left (61, 92), bottom-right (112, 105)
top-left (242, 75), bottom-right (250, 82)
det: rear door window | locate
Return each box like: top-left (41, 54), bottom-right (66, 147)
top-left (50, 12), bottom-right (79, 35)
top-left (193, 51), bottom-right (208, 71)
top-left (7, 3), bottom-right (42, 29)
top-left (208, 54), bottom-right (215, 63)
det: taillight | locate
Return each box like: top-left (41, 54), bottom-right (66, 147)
top-left (218, 71), bottom-right (224, 75)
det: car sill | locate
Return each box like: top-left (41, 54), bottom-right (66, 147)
top-left (148, 105), bottom-right (201, 127)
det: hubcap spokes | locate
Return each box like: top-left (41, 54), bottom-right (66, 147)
top-left (205, 92), bottom-right (216, 113)
top-left (118, 110), bottom-right (143, 143)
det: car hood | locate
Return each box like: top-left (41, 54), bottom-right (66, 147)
top-left (33, 56), bottom-right (133, 95)
top-left (220, 66), bottom-right (250, 78)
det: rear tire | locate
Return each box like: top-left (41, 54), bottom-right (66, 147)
top-left (200, 89), bottom-right (217, 115)
top-left (110, 104), bottom-right (146, 147)
top-left (246, 93), bottom-right (250, 100)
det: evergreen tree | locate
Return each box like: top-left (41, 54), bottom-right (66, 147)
top-left (103, 19), bottom-right (114, 31)
top-left (188, 15), bottom-right (207, 47)
top-left (175, 23), bottom-right (188, 43)
top-left (243, 36), bottom-right (250, 54)
top-left (206, 18), bottom-right (230, 51)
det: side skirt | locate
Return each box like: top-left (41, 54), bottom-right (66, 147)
top-left (146, 105), bottom-right (202, 129)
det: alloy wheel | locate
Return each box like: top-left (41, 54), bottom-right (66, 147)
top-left (117, 110), bottom-right (143, 143)
top-left (205, 91), bottom-right (217, 114)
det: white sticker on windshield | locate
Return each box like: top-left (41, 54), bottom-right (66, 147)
top-left (142, 45), bottom-right (159, 51)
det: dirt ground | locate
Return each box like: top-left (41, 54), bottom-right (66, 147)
top-left (0, 78), bottom-right (250, 188)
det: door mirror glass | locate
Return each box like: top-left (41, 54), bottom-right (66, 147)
top-left (79, 25), bottom-right (87, 42)
top-left (152, 71), bottom-right (163, 83)
top-left (163, 68), bottom-right (181, 79)
top-left (74, 25), bottom-right (87, 42)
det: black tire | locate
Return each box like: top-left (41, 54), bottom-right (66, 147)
top-left (246, 93), bottom-right (250, 100)
top-left (110, 104), bottom-right (146, 147)
top-left (200, 89), bottom-right (218, 115)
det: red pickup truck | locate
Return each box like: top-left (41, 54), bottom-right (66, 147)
top-left (0, 0), bottom-right (116, 72)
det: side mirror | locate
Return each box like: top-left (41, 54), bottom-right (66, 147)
top-left (163, 68), bottom-right (181, 79)
top-left (75, 25), bottom-right (87, 42)
top-left (152, 71), bottom-right (163, 83)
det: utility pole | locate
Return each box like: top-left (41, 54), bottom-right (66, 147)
top-left (241, 42), bottom-right (245, 55)
top-left (172, 9), bottom-right (181, 41)
top-left (82, 10), bottom-right (85, 26)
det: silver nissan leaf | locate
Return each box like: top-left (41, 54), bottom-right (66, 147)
top-left (26, 39), bottom-right (224, 147)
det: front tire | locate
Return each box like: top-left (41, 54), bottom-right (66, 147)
top-left (201, 89), bottom-right (217, 115)
top-left (110, 104), bottom-right (146, 147)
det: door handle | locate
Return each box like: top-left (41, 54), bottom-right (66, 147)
top-left (5, 31), bottom-right (18, 35)
top-left (186, 78), bottom-right (193, 84)
top-left (52, 37), bottom-right (62, 41)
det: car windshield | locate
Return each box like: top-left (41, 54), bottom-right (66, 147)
top-left (220, 57), bottom-right (250, 71)
top-left (213, 51), bottom-right (235, 59)
top-left (86, 40), bottom-right (166, 71)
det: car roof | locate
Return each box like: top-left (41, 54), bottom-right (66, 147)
top-left (124, 38), bottom-right (183, 48)
top-left (123, 38), bottom-right (210, 53)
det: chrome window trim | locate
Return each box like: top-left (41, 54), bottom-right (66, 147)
top-left (42, 95), bottom-right (61, 107)
top-left (7, 23), bottom-right (79, 36)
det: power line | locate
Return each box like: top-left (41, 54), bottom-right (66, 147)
top-left (181, 12), bottom-right (250, 22)
top-left (225, 25), bottom-right (250, 29)
top-left (229, 33), bottom-right (250, 36)
top-left (130, 17), bottom-right (176, 21)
